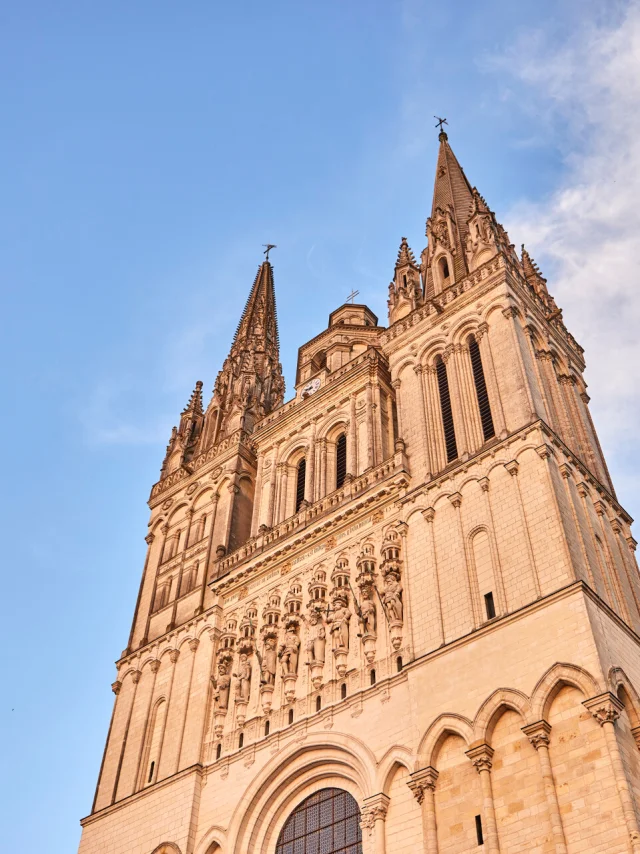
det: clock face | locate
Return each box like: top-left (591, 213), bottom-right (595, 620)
top-left (301, 377), bottom-right (321, 398)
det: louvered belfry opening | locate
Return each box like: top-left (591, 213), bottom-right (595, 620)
top-left (469, 335), bottom-right (495, 442)
top-left (295, 457), bottom-right (306, 512)
top-left (336, 433), bottom-right (347, 489)
top-left (436, 356), bottom-right (458, 463)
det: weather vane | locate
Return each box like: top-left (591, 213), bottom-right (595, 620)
top-left (434, 116), bottom-right (448, 133)
top-left (347, 289), bottom-right (360, 304)
top-left (263, 243), bottom-right (277, 261)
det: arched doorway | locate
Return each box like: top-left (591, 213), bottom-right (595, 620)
top-left (275, 787), bottom-right (362, 853)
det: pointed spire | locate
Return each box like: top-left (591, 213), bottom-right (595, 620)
top-left (395, 237), bottom-right (419, 271)
top-left (429, 133), bottom-right (475, 240)
top-left (201, 258), bottom-right (285, 449)
top-left (181, 380), bottom-right (204, 417)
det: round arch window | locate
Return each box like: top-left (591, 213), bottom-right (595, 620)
top-left (275, 787), bottom-right (362, 853)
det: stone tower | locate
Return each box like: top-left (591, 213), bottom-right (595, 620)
top-left (79, 133), bottom-right (640, 854)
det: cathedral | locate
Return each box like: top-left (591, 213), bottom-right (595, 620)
top-left (78, 131), bottom-right (640, 854)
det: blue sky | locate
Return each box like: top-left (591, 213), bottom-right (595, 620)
top-left (2, 2), bottom-right (639, 851)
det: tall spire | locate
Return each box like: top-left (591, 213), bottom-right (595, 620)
top-left (422, 131), bottom-right (516, 298)
top-left (201, 259), bottom-right (285, 448)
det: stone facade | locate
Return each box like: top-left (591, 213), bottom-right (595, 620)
top-left (79, 132), bottom-right (640, 854)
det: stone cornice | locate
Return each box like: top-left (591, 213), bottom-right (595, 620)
top-left (211, 452), bottom-right (409, 595)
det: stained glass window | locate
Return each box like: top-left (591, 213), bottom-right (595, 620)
top-left (275, 787), bottom-right (362, 854)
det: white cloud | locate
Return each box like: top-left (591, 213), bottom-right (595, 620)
top-left (492, 2), bottom-right (640, 503)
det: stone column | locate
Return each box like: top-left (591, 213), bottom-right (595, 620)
top-left (250, 452), bottom-right (264, 536)
top-left (306, 422), bottom-right (316, 504)
top-left (422, 507), bottom-right (445, 646)
top-left (584, 693), bottom-right (640, 854)
top-left (424, 366), bottom-right (445, 472)
top-left (466, 744), bottom-right (500, 853)
top-left (522, 721), bottom-right (567, 854)
top-left (361, 793), bottom-right (390, 854)
top-left (266, 447), bottom-right (278, 528)
top-left (349, 393), bottom-right (358, 476)
top-left (365, 383), bottom-right (374, 470)
top-left (392, 379), bottom-right (402, 442)
top-left (408, 766), bottom-right (439, 853)
top-left (278, 464), bottom-right (288, 523)
top-left (414, 365), bottom-right (432, 477)
top-left (319, 438), bottom-right (327, 498)
top-left (176, 638), bottom-right (200, 772)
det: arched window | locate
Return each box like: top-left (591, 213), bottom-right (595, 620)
top-left (341, 683), bottom-right (347, 700)
top-left (439, 256), bottom-right (450, 283)
top-left (468, 335), bottom-right (495, 441)
top-left (275, 788), bottom-right (362, 854)
top-left (370, 669), bottom-right (376, 686)
top-left (436, 356), bottom-right (458, 462)
top-left (216, 742), bottom-right (222, 760)
top-left (288, 707), bottom-right (294, 725)
top-left (265, 719), bottom-right (270, 737)
top-left (295, 458), bottom-right (306, 512)
top-left (335, 433), bottom-right (347, 489)
top-left (238, 732), bottom-right (244, 749)
top-left (315, 695), bottom-right (322, 713)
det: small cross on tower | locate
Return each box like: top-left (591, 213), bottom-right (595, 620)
top-left (346, 289), bottom-right (360, 304)
top-left (262, 243), bottom-right (277, 261)
top-left (434, 116), bottom-right (448, 134)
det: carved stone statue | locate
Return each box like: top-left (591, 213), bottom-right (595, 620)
top-left (359, 588), bottom-right (377, 635)
top-left (306, 609), bottom-right (326, 664)
top-left (212, 661), bottom-right (231, 711)
top-left (382, 575), bottom-right (403, 622)
top-left (278, 626), bottom-right (300, 676)
top-left (233, 653), bottom-right (252, 702)
top-left (259, 637), bottom-right (277, 686)
top-left (329, 601), bottom-right (351, 651)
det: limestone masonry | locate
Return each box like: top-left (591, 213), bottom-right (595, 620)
top-left (78, 132), bottom-right (640, 854)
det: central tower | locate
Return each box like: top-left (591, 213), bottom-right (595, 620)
top-left (79, 132), bottom-right (640, 854)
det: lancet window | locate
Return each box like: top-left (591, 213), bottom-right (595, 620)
top-left (296, 458), bottom-right (307, 512)
top-left (336, 433), bottom-right (347, 489)
top-left (468, 335), bottom-right (495, 442)
top-left (275, 788), bottom-right (362, 854)
top-left (436, 356), bottom-right (458, 462)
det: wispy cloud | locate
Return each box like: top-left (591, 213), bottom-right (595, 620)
top-left (489, 2), bottom-right (640, 500)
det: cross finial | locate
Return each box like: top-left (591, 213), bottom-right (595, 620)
top-left (346, 289), bottom-right (360, 304)
top-left (434, 116), bottom-right (448, 134)
top-left (262, 243), bottom-right (277, 261)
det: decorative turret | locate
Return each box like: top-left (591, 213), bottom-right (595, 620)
top-left (201, 260), bottom-right (285, 449)
top-left (388, 237), bottom-right (424, 324)
top-left (160, 380), bottom-right (204, 477)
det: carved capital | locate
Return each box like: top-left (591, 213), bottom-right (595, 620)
top-left (583, 692), bottom-right (623, 726)
top-left (132, 669), bottom-right (142, 685)
top-left (558, 462), bottom-right (573, 480)
top-left (145, 533), bottom-right (155, 545)
top-left (392, 379), bottom-right (402, 389)
top-left (161, 524), bottom-right (169, 535)
top-left (478, 477), bottom-right (490, 492)
top-left (576, 481), bottom-right (589, 498)
top-left (535, 443), bottom-right (553, 460)
top-left (611, 518), bottom-right (623, 536)
top-left (360, 793), bottom-right (390, 832)
top-left (150, 659), bottom-right (161, 673)
top-left (522, 720), bottom-right (552, 750)
top-left (413, 364), bottom-right (424, 376)
top-left (189, 638), bottom-right (200, 654)
top-left (422, 507), bottom-right (436, 523)
top-left (593, 500), bottom-right (607, 518)
top-left (475, 322), bottom-right (489, 341)
top-left (627, 536), bottom-right (638, 553)
top-left (408, 767), bottom-right (439, 804)
top-left (504, 460), bottom-right (519, 477)
top-left (466, 743), bottom-right (494, 773)
top-left (169, 649), bottom-right (180, 664)
top-left (111, 680), bottom-right (122, 695)
top-left (448, 492), bottom-right (462, 509)
top-left (502, 305), bottom-right (519, 320)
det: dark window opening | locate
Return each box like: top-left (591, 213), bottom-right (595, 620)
top-left (397, 656), bottom-right (403, 672)
top-left (295, 458), bottom-right (306, 512)
top-left (216, 743), bottom-right (222, 760)
top-left (469, 337), bottom-right (495, 441)
top-left (475, 814), bottom-right (484, 846)
top-left (370, 669), bottom-right (376, 686)
top-left (275, 788), bottom-right (362, 854)
top-left (436, 357), bottom-right (458, 462)
top-left (265, 720), bottom-right (270, 737)
top-left (336, 433), bottom-right (347, 489)
top-left (341, 683), bottom-right (347, 700)
top-left (440, 257), bottom-right (450, 280)
top-left (484, 592), bottom-right (496, 620)
top-left (148, 761), bottom-right (155, 783)
top-left (288, 707), bottom-right (294, 725)
top-left (316, 695), bottom-right (322, 713)
top-left (238, 732), bottom-right (244, 749)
